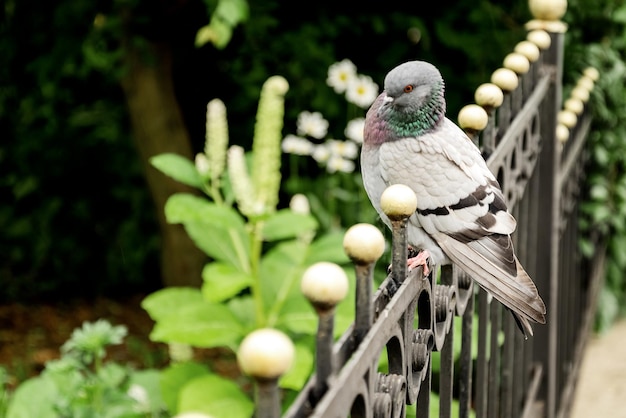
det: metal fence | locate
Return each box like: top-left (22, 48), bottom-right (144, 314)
top-left (244, 5), bottom-right (604, 418)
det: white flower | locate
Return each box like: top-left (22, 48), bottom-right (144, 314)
top-left (194, 153), bottom-right (210, 176)
top-left (127, 384), bottom-right (150, 412)
top-left (227, 145), bottom-right (259, 217)
top-left (326, 156), bottom-right (356, 173)
top-left (346, 74), bottom-right (379, 108)
top-left (289, 194), bottom-right (310, 215)
top-left (296, 111), bottom-right (329, 139)
top-left (345, 118), bottom-right (365, 144)
top-left (282, 135), bottom-right (315, 155)
top-left (327, 139), bottom-right (359, 160)
top-left (312, 144), bottom-right (331, 163)
top-left (326, 59), bottom-right (358, 94)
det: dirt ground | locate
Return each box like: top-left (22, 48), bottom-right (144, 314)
top-left (0, 295), bottom-right (167, 388)
top-left (0, 295), bottom-right (241, 392)
top-left (571, 318), bottom-right (626, 418)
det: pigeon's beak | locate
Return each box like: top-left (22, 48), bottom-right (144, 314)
top-left (379, 94), bottom-right (394, 116)
top-left (383, 95), bottom-right (394, 105)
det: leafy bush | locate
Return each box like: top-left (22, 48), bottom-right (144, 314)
top-left (4, 320), bottom-right (164, 418)
top-left (565, 0), bottom-right (626, 331)
top-left (139, 75), bottom-right (361, 416)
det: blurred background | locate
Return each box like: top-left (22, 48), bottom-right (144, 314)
top-left (1, 0), bottom-right (624, 329)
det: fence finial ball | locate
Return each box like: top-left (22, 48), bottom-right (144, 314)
top-left (475, 83), bottom-right (504, 109)
top-left (515, 41), bottom-right (541, 62)
top-left (458, 104), bottom-right (489, 132)
top-left (577, 76), bottom-right (595, 92)
top-left (343, 223), bottom-right (385, 264)
top-left (237, 328), bottom-right (295, 380)
top-left (571, 86), bottom-right (590, 103)
top-left (556, 124), bottom-right (570, 143)
top-left (584, 67), bottom-right (599, 82)
top-left (558, 110), bottom-right (577, 128)
top-left (503, 53), bottom-right (531, 74)
top-left (529, 0), bottom-right (567, 21)
top-left (380, 184), bottom-right (418, 220)
top-left (564, 97), bottom-right (584, 115)
top-left (301, 262), bottom-right (349, 308)
top-left (527, 30), bottom-right (552, 49)
top-left (491, 68), bottom-right (519, 92)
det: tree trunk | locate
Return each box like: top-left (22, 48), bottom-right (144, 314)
top-left (120, 40), bottom-right (205, 287)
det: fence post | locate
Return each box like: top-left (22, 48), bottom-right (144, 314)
top-left (526, 1), bottom-right (567, 416)
top-left (301, 262), bottom-right (350, 401)
top-left (237, 328), bottom-right (295, 418)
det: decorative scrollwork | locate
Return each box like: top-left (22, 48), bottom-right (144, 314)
top-left (375, 373), bottom-right (406, 418)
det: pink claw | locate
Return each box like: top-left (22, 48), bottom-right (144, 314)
top-left (407, 250), bottom-right (431, 276)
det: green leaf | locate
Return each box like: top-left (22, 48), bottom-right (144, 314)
top-left (260, 240), bottom-right (309, 313)
top-left (141, 287), bottom-right (205, 322)
top-left (195, 22), bottom-right (232, 49)
top-left (276, 298), bottom-right (317, 335)
top-left (178, 374), bottom-right (254, 418)
top-left (579, 238), bottom-right (595, 258)
top-left (149, 301), bottom-right (244, 348)
top-left (186, 222), bottom-right (250, 271)
top-left (262, 209), bottom-right (318, 241)
top-left (165, 194), bottom-right (250, 270)
top-left (227, 296), bottom-right (257, 331)
top-left (305, 231), bottom-right (351, 265)
top-left (201, 262), bottom-right (253, 302)
top-left (197, 0), bottom-right (249, 48)
top-left (590, 184), bottom-right (609, 200)
top-left (6, 375), bottom-right (58, 418)
top-left (280, 343), bottom-right (314, 391)
top-left (214, 0), bottom-right (249, 25)
top-left (159, 362), bottom-right (210, 414)
top-left (614, 4), bottom-right (626, 23)
top-left (596, 287), bottom-right (620, 333)
top-left (150, 153), bottom-right (203, 189)
top-left (261, 234), bottom-right (353, 330)
top-left (97, 363), bottom-right (128, 388)
top-left (165, 193), bottom-right (244, 227)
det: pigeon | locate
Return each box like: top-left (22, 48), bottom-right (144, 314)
top-left (361, 60), bottom-right (546, 337)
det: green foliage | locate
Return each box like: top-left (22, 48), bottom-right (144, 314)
top-left (141, 79), bottom-right (354, 415)
top-left (0, 0), bottom-right (159, 300)
top-left (61, 320), bottom-right (127, 365)
top-left (4, 320), bottom-right (165, 418)
top-left (565, 0), bottom-right (626, 331)
top-left (196, 0), bottom-right (250, 48)
top-left (177, 374), bottom-right (253, 417)
top-left (0, 369), bottom-right (9, 418)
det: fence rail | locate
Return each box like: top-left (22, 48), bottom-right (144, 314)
top-left (240, 2), bottom-right (605, 417)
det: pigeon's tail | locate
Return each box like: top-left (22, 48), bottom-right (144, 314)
top-left (510, 309), bottom-right (535, 339)
top-left (508, 259), bottom-right (546, 338)
top-left (437, 236), bottom-right (546, 338)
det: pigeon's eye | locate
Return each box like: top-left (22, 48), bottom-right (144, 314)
top-left (403, 85), bottom-right (414, 93)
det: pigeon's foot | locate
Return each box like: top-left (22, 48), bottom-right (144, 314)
top-left (407, 249), bottom-right (430, 276)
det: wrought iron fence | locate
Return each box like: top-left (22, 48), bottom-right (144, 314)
top-left (239, 2), bottom-right (604, 418)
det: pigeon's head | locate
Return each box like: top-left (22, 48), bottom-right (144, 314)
top-left (379, 61), bottom-right (446, 124)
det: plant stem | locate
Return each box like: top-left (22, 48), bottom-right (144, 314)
top-left (210, 179), bottom-right (224, 206)
top-left (93, 355), bottom-right (104, 412)
top-left (249, 220), bottom-right (266, 327)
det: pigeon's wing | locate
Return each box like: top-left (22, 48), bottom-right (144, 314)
top-left (379, 119), bottom-right (546, 328)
